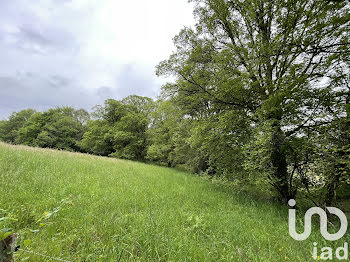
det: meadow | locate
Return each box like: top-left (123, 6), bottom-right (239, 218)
top-left (0, 142), bottom-right (348, 261)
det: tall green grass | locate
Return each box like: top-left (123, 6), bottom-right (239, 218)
top-left (0, 142), bottom-right (348, 261)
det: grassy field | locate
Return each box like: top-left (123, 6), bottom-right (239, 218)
top-left (0, 142), bottom-right (349, 261)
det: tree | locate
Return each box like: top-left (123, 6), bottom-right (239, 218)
top-left (80, 120), bottom-right (114, 156)
top-left (0, 109), bottom-right (36, 143)
top-left (82, 98), bottom-right (152, 160)
top-left (16, 107), bottom-right (88, 151)
top-left (16, 112), bottom-right (44, 146)
top-left (121, 95), bottom-right (155, 116)
top-left (319, 61), bottom-right (350, 205)
top-left (157, 0), bottom-right (350, 203)
top-left (146, 100), bottom-right (181, 166)
top-left (111, 112), bottom-right (148, 160)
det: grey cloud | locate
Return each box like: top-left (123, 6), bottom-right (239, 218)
top-left (18, 26), bottom-right (51, 47)
top-left (0, 0), bottom-right (180, 119)
top-left (1, 24), bottom-right (78, 55)
top-left (115, 64), bottom-right (157, 98)
top-left (48, 75), bottom-right (72, 89)
top-left (0, 0), bottom-right (79, 55)
top-left (0, 0), bottom-right (96, 119)
top-left (0, 63), bottom-right (159, 119)
top-left (94, 64), bottom-right (158, 102)
top-left (0, 73), bottom-right (98, 119)
top-left (96, 86), bottom-right (115, 100)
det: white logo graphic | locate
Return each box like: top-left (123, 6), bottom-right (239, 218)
top-left (288, 199), bottom-right (348, 241)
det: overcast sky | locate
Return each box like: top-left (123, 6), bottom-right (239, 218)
top-left (0, 0), bottom-right (194, 119)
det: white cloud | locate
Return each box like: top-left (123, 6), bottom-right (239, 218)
top-left (0, 0), bottom-right (194, 119)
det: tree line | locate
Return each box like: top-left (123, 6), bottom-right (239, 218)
top-left (1, 0), bottom-right (349, 206)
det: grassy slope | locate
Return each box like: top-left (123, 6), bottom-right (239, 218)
top-left (0, 142), bottom-right (348, 261)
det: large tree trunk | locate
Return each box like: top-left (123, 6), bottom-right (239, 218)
top-left (269, 118), bottom-right (294, 204)
top-left (325, 174), bottom-right (340, 206)
top-left (325, 91), bottom-right (350, 206)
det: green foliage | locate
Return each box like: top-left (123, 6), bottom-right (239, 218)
top-left (16, 107), bottom-right (89, 151)
top-left (156, 0), bottom-right (350, 202)
top-left (1, 0), bottom-right (349, 205)
top-left (82, 96), bottom-right (153, 160)
top-left (121, 95), bottom-right (155, 116)
top-left (80, 120), bottom-right (114, 156)
top-left (16, 112), bottom-right (44, 146)
top-left (0, 109), bottom-right (36, 143)
top-left (146, 97), bottom-right (250, 178)
top-left (146, 143), bottom-right (172, 164)
top-left (111, 112), bottom-right (148, 160)
top-left (146, 100), bottom-right (181, 165)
